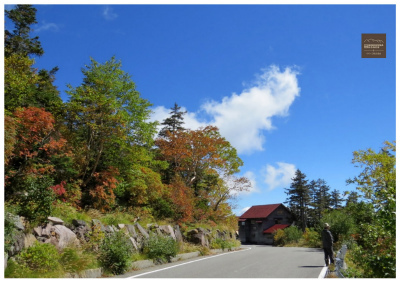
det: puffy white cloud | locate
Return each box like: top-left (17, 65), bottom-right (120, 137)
top-left (202, 65), bottom-right (300, 154)
top-left (150, 65), bottom-right (300, 154)
top-left (264, 162), bottom-right (296, 191)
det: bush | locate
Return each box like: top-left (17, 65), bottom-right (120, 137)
top-left (320, 209), bottom-right (356, 246)
top-left (18, 176), bottom-right (55, 223)
top-left (303, 228), bottom-right (321, 248)
top-left (143, 234), bottom-right (179, 263)
top-left (99, 230), bottom-right (134, 275)
top-left (273, 229), bottom-right (286, 246)
top-left (284, 226), bottom-right (302, 243)
top-left (210, 238), bottom-right (240, 251)
top-left (18, 243), bottom-right (62, 273)
top-left (273, 226), bottom-right (302, 246)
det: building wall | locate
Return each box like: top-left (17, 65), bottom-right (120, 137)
top-left (239, 205), bottom-right (292, 245)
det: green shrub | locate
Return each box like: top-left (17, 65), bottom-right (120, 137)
top-left (18, 176), bottom-right (55, 223)
top-left (99, 230), bottom-right (134, 275)
top-left (210, 238), bottom-right (240, 251)
top-left (303, 228), bottom-right (321, 248)
top-left (273, 229), bottom-right (286, 246)
top-left (284, 226), bottom-right (302, 243)
top-left (143, 234), bottom-right (179, 263)
top-left (320, 210), bottom-right (356, 245)
top-left (273, 226), bottom-right (302, 246)
top-left (18, 243), bottom-right (61, 273)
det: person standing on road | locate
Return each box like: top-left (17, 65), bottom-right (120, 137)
top-left (321, 223), bottom-right (334, 266)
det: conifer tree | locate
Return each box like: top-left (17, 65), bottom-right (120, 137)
top-left (284, 169), bottom-right (310, 232)
top-left (158, 103), bottom-right (187, 138)
top-left (5, 4), bottom-right (44, 57)
top-left (309, 178), bottom-right (331, 225)
top-left (330, 189), bottom-right (344, 209)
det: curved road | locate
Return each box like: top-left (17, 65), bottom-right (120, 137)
top-left (119, 245), bottom-right (326, 278)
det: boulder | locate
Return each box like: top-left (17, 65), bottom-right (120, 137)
top-left (6, 213), bottom-right (25, 230)
top-left (187, 228), bottom-right (209, 247)
top-left (33, 226), bottom-right (43, 237)
top-left (71, 219), bottom-right (90, 241)
top-left (24, 234), bottom-right (38, 249)
top-left (48, 216), bottom-right (64, 225)
top-left (174, 225), bottom-right (183, 242)
top-left (135, 223), bottom-right (149, 239)
top-left (129, 237), bottom-right (139, 250)
top-left (41, 223), bottom-right (53, 237)
top-left (8, 231), bottom-right (25, 256)
top-left (118, 224), bottom-right (125, 230)
top-left (72, 219), bottom-right (88, 228)
top-left (126, 224), bottom-right (137, 238)
top-left (160, 225), bottom-right (176, 240)
top-left (52, 225), bottom-right (80, 250)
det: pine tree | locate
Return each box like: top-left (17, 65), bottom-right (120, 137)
top-left (309, 178), bottom-right (331, 225)
top-left (158, 103), bottom-right (187, 138)
top-left (5, 4), bottom-right (44, 57)
top-left (284, 169), bottom-right (310, 232)
top-left (4, 5), bottom-right (62, 114)
top-left (330, 189), bottom-right (344, 209)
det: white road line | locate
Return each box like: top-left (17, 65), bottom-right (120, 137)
top-left (318, 266), bottom-right (328, 279)
top-left (126, 247), bottom-right (252, 278)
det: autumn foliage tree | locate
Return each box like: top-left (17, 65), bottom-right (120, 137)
top-left (5, 107), bottom-right (71, 196)
top-left (4, 107), bottom-right (74, 221)
top-left (156, 125), bottom-right (249, 221)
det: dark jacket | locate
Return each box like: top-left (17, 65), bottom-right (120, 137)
top-left (321, 228), bottom-right (334, 248)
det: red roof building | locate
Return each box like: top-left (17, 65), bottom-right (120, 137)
top-left (238, 203), bottom-right (292, 245)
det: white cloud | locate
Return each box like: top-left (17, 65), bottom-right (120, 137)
top-left (34, 21), bottom-right (60, 33)
top-left (264, 162), bottom-right (296, 191)
top-left (149, 65), bottom-right (300, 154)
top-left (102, 6), bottom-right (118, 21)
top-left (203, 65), bottom-right (300, 154)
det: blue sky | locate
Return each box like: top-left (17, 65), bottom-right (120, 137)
top-left (3, 3), bottom-right (396, 216)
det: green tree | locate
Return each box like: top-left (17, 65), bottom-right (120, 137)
top-left (344, 191), bottom-right (361, 207)
top-left (309, 178), bottom-right (331, 225)
top-left (158, 103), bottom-right (187, 138)
top-left (347, 141), bottom-right (396, 278)
top-left (5, 4), bottom-right (44, 57)
top-left (284, 169), bottom-right (310, 232)
top-left (330, 189), bottom-right (344, 209)
top-left (4, 5), bottom-right (62, 114)
top-left (320, 209), bottom-right (356, 247)
top-left (65, 57), bottom-right (158, 205)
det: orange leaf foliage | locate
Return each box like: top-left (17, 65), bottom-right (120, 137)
top-left (89, 167), bottom-right (119, 212)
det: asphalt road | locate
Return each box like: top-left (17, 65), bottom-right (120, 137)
top-left (119, 245), bottom-right (326, 278)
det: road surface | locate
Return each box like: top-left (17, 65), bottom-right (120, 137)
top-left (118, 245), bottom-right (326, 278)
